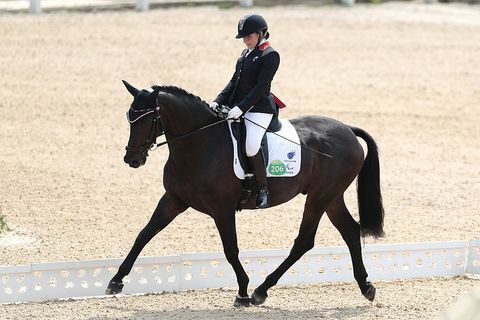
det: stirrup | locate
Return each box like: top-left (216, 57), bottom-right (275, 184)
top-left (256, 186), bottom-right (269, 209)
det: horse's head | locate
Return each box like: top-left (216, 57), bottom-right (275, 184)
top-left (122, 80), bottom-right (162, 168)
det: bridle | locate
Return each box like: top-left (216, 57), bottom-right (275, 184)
top-left (125, 104), bottom-right (228, 156)
top-left (125, 105), bottom-right (165, 156)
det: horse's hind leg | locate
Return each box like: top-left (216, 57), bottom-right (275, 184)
top-left (326, 196), bottom-right (376, 301)
top-left (105, 193), bottom-right (187, 295)
top-left (251, 197), bottom-right (325, 305)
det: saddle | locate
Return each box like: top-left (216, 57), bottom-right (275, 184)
top-left (215, 100), bottom-right (297, 210)
top-left (230, 116), bottom-right (282, 173)
top-left (215, 105), bottom-right (281, 172)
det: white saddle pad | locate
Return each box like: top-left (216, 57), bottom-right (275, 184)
top-left (228, 119), bottom-right (301, 180)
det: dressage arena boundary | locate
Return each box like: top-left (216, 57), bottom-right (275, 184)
top-left (1, 240), bottom-right (479, 304)
top-left (8, 0), bottom-right (252, 15)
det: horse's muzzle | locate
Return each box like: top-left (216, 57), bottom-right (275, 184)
top-left (124, 152), bottom-right (147, 168)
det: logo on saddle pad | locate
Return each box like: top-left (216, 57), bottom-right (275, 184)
top-left (228, 119), bottom-right (301, 180)
top-left (268, 160), bottom-right (286, 176)
top-left (268, 151), bottom-right (297, 176)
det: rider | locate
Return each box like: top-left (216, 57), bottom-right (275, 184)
top-left (210, 14), bottom-right (280, 209)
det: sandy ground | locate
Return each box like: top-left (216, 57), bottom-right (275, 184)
top-left (0, 277), bottom-right (478, 320)
top-left (0, 2), bottom-right (479, 319)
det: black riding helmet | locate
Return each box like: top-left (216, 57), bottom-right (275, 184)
top-left (236, 14), bottom-right (268, 39)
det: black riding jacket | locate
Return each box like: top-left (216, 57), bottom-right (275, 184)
top-left (214, 42), bottom-right (280, 114)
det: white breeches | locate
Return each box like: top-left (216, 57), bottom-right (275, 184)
top-left (244, 112), bottom-right (273, 157)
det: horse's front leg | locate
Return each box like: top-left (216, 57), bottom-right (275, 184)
top-left (105, 192), bottom-right (187, 295)
top-left (214, 213), bottom-right (250, 307)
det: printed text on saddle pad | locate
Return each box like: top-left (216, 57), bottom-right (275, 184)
top-left (228, 119), bottom-right (301, 180)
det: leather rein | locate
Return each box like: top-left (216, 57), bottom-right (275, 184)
top-left (125, 105), bottom-right (227, 156)
top-left (125, 105), bottom-right (333, 159)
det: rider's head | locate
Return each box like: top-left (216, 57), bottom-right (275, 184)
top-left (236, 14), bottom-right (269, 49)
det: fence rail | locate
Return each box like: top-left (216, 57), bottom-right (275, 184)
top-left (1, 240), bottom-right (479, 304)
top-left (21, 0), bottom-right (252, 14)
top-left (2, 0), bottom-right (473, 13)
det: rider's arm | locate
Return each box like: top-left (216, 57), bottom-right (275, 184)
top-left (237, 51), bottom-right (280, 113)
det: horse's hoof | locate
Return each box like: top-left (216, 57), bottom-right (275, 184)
top-left (105, 280), bottom-right (124, 295)
top-left (234, 295), bottom-right (251, 307)
top-left (251, 289), bottom-right (268, 305)
top-left (362, 282), bottom-right (376, 302)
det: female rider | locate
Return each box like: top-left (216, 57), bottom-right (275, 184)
top-left (210, 14), bottom-right (280, 209)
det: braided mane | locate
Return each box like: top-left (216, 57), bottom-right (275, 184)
top-left (153, 85), bottom-right (209, 109)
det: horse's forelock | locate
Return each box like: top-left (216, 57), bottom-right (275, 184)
top-left (131, 89), bottom-right (157, 110)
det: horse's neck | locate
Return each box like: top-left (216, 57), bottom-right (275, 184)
top-left (159, 94), bottom-right (230, 181)
top-left (158, 92), bottom-right (227, 155)
top-left (166, 120), bottom-right (229, 174)
top-left (158, 93), bottom-right (214, 135)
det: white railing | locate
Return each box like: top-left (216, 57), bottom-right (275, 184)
top-left (1, 240), bottom-right (479, 304)
top-left (25, 0), bottom-right (253, 14)
top-left (29, 0), bottom-right (41, 13)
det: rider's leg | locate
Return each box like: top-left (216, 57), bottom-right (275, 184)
top-left (247, 151), bottom-right (268, 208)
top-left (244, 112), bottom-right (273, 209)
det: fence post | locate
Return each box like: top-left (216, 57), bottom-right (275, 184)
top-left (340, 0), bottom-right (355, 6)
top-left (136, 0), bottom-right (149, 11)
top-left (239, 0), bottom-right (254, 7)
top-left (30, 0), bottom-right (41, 14)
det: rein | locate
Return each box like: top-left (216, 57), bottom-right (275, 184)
top-left (126, 105), bottom-right (333, 159)
top-left (152, 118), bottom-right (228, 149)
top-left (125, 105), bottom-right (228, 154)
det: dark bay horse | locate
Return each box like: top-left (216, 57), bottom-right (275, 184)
top-left (106, 81), bottom-right (384, 307)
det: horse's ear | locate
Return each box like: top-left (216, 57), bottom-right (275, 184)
top-left (122, 80), bottom-right (140, 97)
top-left (151, 85), bottom-right (160, 96)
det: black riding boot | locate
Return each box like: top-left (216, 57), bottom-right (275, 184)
top-left (248, 151), bottom-right (269, 209)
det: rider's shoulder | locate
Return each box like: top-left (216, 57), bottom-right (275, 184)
top-left (260, 44), bottom-right (278, 56)
top-left (261, 47), bottom-right (280, 62)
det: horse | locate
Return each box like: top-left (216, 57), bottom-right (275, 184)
top-left (105, 80), bottom-right (385, 307)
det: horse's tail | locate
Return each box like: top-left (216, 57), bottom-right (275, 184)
top-left (350, 126), bottom-right (385, 238)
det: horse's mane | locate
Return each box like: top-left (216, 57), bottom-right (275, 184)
top-left (153, 85), bottom-right (209, 110)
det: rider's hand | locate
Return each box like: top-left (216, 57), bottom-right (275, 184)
top-left (209, 102), bottom-right (219, 111)
top-left (227, 106), bottom-right (243, 119)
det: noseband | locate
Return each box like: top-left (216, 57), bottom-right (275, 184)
top-left (125, 106), bottom-right (165, 156)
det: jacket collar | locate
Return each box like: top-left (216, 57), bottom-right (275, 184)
top-left (258, 40), bottom-right (270, 51)
top-left (245, 40), bottom-right (270, 57)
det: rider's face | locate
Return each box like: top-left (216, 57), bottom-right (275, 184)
top-left (243, 32), bottom-right (260, 50)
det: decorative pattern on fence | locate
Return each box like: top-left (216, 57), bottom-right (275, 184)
top-left (1, 240), bottom-right (479, 304)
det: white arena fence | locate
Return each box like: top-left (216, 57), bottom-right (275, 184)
top-left (1, 240), bottom-right (479, 304)
top-left (21, 0), bottom-right (253, 14)
top-left (2, 0), bottom-right (456, 14)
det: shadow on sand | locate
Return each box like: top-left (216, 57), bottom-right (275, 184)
top-left (88, 304), bottom-right (370, 320)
